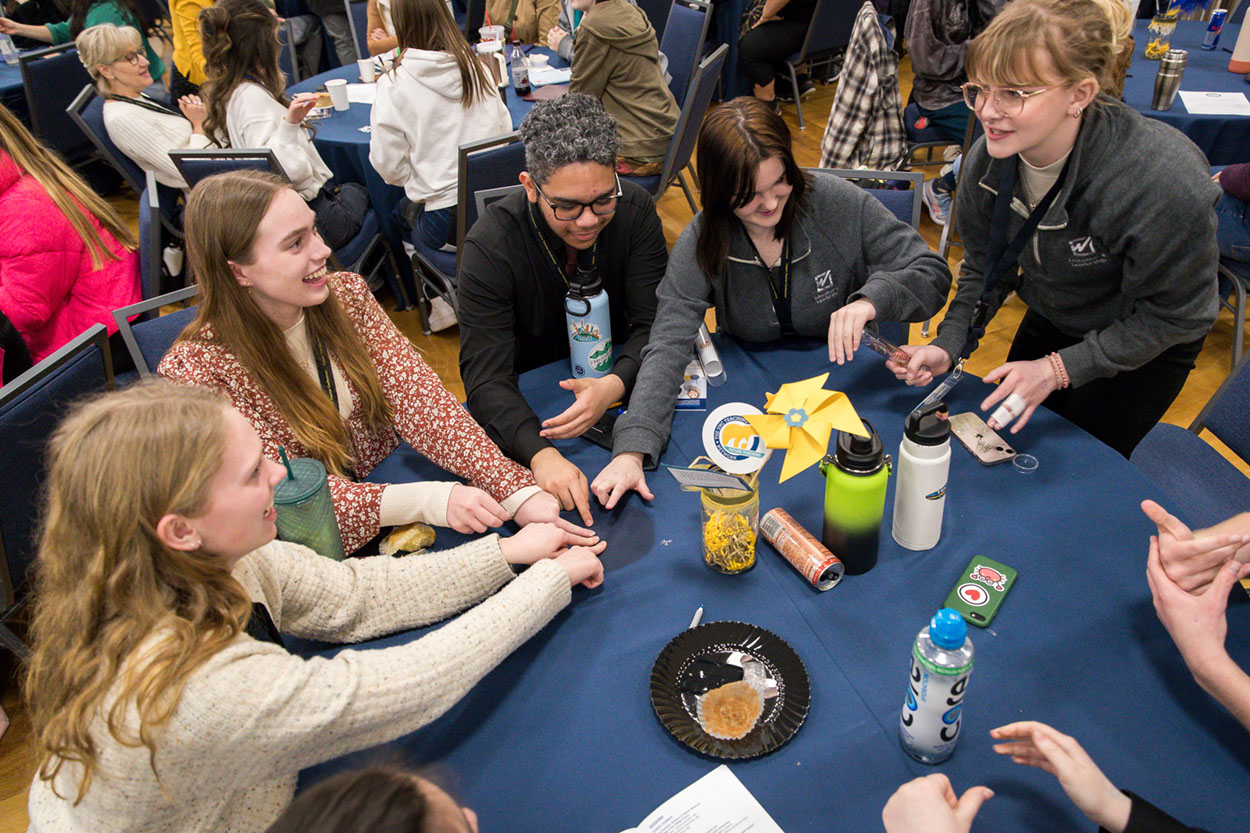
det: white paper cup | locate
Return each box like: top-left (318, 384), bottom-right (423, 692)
top-left (357, 57), bottom-right (376, 83)
top-left (326, 78), bottom-right (349, 111)
top-left (479, 24), bottom-right (504, 42)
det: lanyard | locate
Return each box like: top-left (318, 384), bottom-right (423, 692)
top-left (310, 332), bottom-right (360, 481)
top-left (749, 235), bottom-right (793, 336)
top-left (310, 332), bottom-right (340, 414)
top-left (526, 200), bottom-right (598, 287)
top-left (108, 93), bottom-right (183, 119)
top-left (960, 153), bottom-right (1073, 360)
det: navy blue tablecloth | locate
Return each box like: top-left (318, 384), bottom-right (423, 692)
top-left (300, 335), bottom-right (1249, 833)
top-left (1124, 20), bottom-right (1250, 165)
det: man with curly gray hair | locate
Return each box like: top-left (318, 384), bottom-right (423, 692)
top-left (457, 94), bottom-right (666, 527)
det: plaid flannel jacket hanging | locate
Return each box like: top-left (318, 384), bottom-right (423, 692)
top-left (819, 1), bottom-right (907, 170)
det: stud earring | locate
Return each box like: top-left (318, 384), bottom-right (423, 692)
top-left (1072, 106), bottom-right (1084, 119)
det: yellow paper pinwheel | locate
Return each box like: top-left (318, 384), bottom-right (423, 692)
top-left (743, 373), bottom-right (868, 482)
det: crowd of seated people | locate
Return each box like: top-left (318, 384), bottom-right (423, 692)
top-left (0, 0), bottom-right (1246, 830)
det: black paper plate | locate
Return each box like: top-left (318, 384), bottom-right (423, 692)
top-left (649, 621), bottom-right (810, 759)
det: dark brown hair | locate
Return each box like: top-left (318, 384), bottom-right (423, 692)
top-left (200, 0), bottom-right (288, 144)
top-left (391, 0), bottom-right (495, 108)
top-left (694, 97), bottom-right (809, 278)
top-left (264, 767), bottom-right (431, 833)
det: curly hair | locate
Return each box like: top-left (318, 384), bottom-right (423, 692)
top-left (200, 0), bottom-right (287, 145)
top-left (517, 93), bottom-right (618, 185)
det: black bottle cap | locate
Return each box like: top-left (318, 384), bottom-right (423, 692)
top-left (904, 402), bottom-right (950, 446)
top-left (571, 262), bottom-right (603, 296)
top-left (834, 419), bottom-right (884, 474)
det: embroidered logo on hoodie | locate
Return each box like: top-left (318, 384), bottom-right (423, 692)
top-left (1067, 236), bottom-right (1108, 268)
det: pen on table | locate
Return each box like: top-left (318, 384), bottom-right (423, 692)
top-left (688, 606), bottom-right (704, 629)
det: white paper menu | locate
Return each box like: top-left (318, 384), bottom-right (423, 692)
top-left (619, 765), bottom-right (787, 833)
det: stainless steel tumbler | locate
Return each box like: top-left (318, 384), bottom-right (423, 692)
top-left (1151, 49), bottom-right (1188, 111)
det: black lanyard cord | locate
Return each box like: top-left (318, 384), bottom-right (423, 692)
top-left (748, 234), bottom-right (793, 336)
top-left (960, 153), bottom-right (1073, 361)
top-left (108, 93), bottom-right (184, 119)
top-left (526, 200), bottom-right (600, 288)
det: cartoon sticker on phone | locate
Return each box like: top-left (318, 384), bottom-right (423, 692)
top-left (944, 556), bottom-right (1019, 628)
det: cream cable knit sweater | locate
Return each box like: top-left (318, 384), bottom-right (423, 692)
top-left (26, 536), bottom-right (571, 833)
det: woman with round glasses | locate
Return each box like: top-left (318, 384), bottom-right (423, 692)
top-left (77, 23), bottom-right (210, 191)
top-left (591, 96), bottom-right (950, 507)
top-left (894, 0), bottom-right (1219, 458)
top-left (0, 0), bottom-right (164, 94)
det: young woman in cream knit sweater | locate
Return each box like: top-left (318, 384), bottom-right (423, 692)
top-left (24, 383), bottom-right (604, 833)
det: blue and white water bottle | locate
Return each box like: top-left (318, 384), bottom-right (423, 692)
top-left (565, 264), bottom-right (612, 378)
top-left (899, 608), bottom-right (974, 764)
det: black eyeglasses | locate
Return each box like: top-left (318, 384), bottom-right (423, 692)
top-left (534, 173), bottom-right (623, 222)
top-left (116, 50), bottom-right (144, 66)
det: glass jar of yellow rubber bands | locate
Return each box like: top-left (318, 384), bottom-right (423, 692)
top-left (701, 478), bottom-right (759, 575)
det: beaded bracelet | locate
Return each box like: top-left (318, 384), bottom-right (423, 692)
top-left (1047, 352), bottom-right (1070, 389)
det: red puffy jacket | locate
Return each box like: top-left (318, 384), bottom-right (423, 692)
top-left (0, 151), bottom-right (140, 363)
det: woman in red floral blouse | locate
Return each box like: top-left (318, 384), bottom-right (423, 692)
top-left (161, 171), bottom-right (588, 553)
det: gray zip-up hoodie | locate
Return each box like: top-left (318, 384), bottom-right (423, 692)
top-left (930, 100), bottom-right (1220, 389)
top-left (613, 172), bottom-right (952, 464)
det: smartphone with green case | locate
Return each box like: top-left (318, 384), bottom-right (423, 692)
top-left (943, 555), bottom-right (1018, 628)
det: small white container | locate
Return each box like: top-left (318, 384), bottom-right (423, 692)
top-left (325, 78), bottom-right (349, 111)
top-left (357, 57), bottom-right (376, 83)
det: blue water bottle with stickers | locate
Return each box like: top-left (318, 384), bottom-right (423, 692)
top-left (565, 264), bottom-right (612, 379)
top-left (899, 608), bottom-right (974, 764)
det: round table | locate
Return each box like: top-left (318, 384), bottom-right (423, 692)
top-left (295, 334), bottom-right (1250, 833)
top-left (1124, 20), bottom-right (1250, 165)
top-left (286, 47), bottom-right (565, 279)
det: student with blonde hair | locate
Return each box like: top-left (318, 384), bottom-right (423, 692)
top-left (369, 0), bottom-right (511, 253)
top-left (894, 0), bottom-right (1219, 457)
top-left (77, 23), bottom-right (211, 191)
top-left (24, 381), bottom-right (604, 832)
top-left (0, 102), bottom-right (139, 364)
top-left (160, 170), bottom-right (586, 555)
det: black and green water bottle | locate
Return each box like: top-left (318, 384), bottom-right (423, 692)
top-left (818, 420), bottom-right (891, 575)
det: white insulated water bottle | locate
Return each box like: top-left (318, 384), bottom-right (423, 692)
top-left (892, 402), bottom-right (951, 551)
top-left (565, 263), bottom-right (612, 379)
top-left (899, 608), bottom-right (974, 764)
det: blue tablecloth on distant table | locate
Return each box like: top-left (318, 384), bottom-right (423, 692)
top-left (0, 56), bottom-right (31, 123)
top-left (296, 334), bottom-right (1250, 833)
top-left (1124, 20), bottom-right (1250, 164)
top-left (287, 48), bottom-right (563, 275)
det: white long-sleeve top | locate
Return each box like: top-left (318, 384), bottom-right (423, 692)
top-left (27, 537), bottom-right (571, 833)
top-left (102, 98), bottom-right (212, 190)
top-left (369, 49), bottom-right (512, 209)
top-left (225, 82), bottom-right (333, 200)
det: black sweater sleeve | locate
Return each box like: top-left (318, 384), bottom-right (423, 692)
top-left (1099, 791), bottom-right (1214, 833)
top-left (457, 235), bottom-right (550, 466)
top-left (612, 190), bottom-right (666, 397)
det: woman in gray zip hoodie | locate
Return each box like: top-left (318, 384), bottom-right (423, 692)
top-left (897, 0), bottom-right (1220, 457)
top-left (590, 96), bottom-right (951, 506)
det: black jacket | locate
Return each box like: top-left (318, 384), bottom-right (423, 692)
top-left (457, 181), bottom-right (665, 465)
